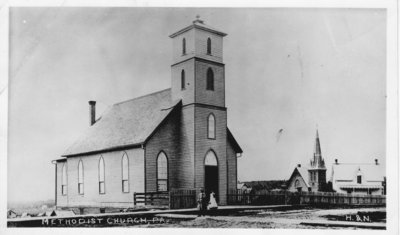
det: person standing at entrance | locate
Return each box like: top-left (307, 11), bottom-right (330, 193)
top-left (197, 188), bottom-right (207, 216)
top-left (208, 191), bottom-right (218, 210)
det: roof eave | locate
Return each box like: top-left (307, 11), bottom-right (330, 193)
top-left (227, 128), bottom-right (243, 153)
top-left (143, 100), bottom-right (182, 144)
top-left (169, 24), bottom-right (227, 38)
top-left (61, 143), bottom-right (144, 158)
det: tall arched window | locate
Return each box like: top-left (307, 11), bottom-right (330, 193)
top-left (205, 150), bottom-right (218, 166)
top-left (206, 68), bottom-right (214, 91)
top-left (61, 163), bottom-right (67, 195)
top-left (157, 152), bottom-right (168, 192)
top-left (122, 153), bottom-right (129, 193)
top-left (208, 114), bottom-right (216, 139)
top-left (207, 37), bottom-right (211, 54)
top-left (181, 70), bottom-right (185, 90)
top-left (98, 157), bottom-right (105, 194)
top-left (78, 160), bottom-right (84, 195)
top-left (182, 38), bottom-right (186, 55)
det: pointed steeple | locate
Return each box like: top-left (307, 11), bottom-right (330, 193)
top-left (314, 129), bottom-right (321, 157)
top-left (311, 129), bottom-right (325, 169)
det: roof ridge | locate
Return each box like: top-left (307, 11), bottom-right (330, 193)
top-left (113, 88), bottom-right (171, 106)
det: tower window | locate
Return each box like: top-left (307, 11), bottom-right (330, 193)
top-left (207, 37), bottom-right (211, 54)
top-left (182, 38), bottom-right (186, 55)
top-left (122, 153), bottom-right (129, 193)
top-left (208, 114), bottom-right (216, 139)
top-left (206, 68), bottom-right (214, 91)
top-left (357, 175), bottom-right (362, 184)
top-left (181, 70), bottom-right (185, 90)
top-left (61, 163), bottom-right (67, 195)
top-left (78, 159), bottom-right (84, 195)
top-left (157, 152), bottom-right (168, 192)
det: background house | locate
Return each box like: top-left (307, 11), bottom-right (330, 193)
top-left (330, 159), bottom-right (385, 195)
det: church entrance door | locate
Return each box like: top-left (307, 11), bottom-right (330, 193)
top-left (204, 151), bottom-right (219, 202)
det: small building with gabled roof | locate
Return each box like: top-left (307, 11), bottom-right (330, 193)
top-left (53, 17), bottom-right (242, 211)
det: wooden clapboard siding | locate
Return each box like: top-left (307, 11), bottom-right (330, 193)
top-left (194, 106), bottom-right (227, 205)
top-left (57, 148), bottom-right (144, 208)
top-left (226, 137), bottom-right (238, 193)
top-left (145, 105), bottom-right (195, 192)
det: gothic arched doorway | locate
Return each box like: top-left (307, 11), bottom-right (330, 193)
top-left (204, 150), bottom-right (219, 202)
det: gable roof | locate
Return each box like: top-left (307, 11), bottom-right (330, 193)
top-left (169, 19), bottom-right (227, 38)
top-left (332, 163), bottom-right (385, 182)
top-left (63, 89), bottom-right (181, 157)
top-left (289, 167), bottom-right (310, 188)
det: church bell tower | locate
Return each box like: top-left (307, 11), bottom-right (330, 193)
top-left (169, 17), bottom-right (229, 204)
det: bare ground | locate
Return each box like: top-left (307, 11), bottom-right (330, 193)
top-left (135, 207), bottom-right (386, 229)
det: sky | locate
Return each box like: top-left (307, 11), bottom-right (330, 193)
top-left (7, 7), bottom-right (386, 202)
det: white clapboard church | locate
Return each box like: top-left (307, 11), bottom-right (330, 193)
top-left (52, 17), bottom-right (243, 212)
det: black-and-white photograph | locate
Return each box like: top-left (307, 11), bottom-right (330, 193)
top-left (1, 1), bottom-right (398, 233)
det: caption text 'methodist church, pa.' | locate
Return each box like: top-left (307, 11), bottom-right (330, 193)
top-left (53, 18), bottom-right (243, 211)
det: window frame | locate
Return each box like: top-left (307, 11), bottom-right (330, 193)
top-left (206, 68), bottom-right (214, 91)
top-left (357, 175), bottom-right (362, 184)
top-left (182, 38), bottom-right (186, 55)
top-left (181, 69), bottom-right (186, 90)
top-left (78, 159), bottom-right (84, 195)
top-left (156, 151), bottom-right (169, 192)
top-left (207, 37), bottom-right (211, 55)
top-left (98, 156), bottom-right (105, 194)
top-left (61, 162), bottom-right (67, 196)
top-left (295, 179), bottom-right (300, 188)
top-left (204, 150), bottom-right (218, 166)
top-left (207, 113), bottom-right (216, 139)
top-left (121, 153), bottom-right (129, 193)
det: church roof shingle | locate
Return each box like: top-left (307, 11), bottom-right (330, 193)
top-left (62, 88), bottom-right (243, 157)
top-left (62, 88), bottom-right (181, 157)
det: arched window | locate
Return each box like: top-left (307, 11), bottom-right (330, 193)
top-left (295, 179), bottom-right (300, 188)
top-left (207, 114), bottom-right (216, 139)
top-left (182, 38), bottom-right (186, 55)
top-left (61, 163), bottom-right (67, 195)
top-left (78, 160), bottom-right (84, 195)
top-left (98, 157), bottom-right (105, 194)
top-left (181, 70), bottom-right (185, 90)
top-left (207, 37), bottom-right (211, 54)
top-left (206, 68), bottom-right (214, 91)
top-left (205, 150), bottom-right (218, 166)
top-left (122, 153), bottom-right (129, 193)
top-left (157, 152), bottom-right (168, 192)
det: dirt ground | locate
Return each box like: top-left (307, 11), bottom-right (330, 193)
top-left (136, 207), bottom-right (386, 229)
